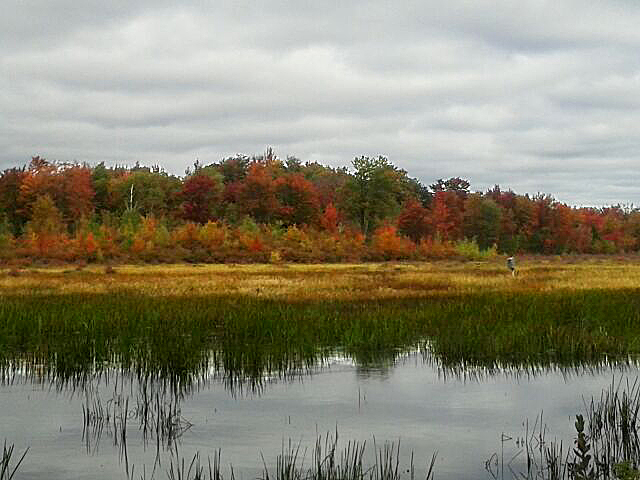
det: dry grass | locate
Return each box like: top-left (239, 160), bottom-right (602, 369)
top-left (2, 257), bottom-right (640, 301)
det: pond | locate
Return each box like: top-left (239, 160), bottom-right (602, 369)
top-left (1, 350), bottom-right (636, 480)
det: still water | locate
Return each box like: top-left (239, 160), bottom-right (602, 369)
top-left (1, 352), bottom-right (636, 480)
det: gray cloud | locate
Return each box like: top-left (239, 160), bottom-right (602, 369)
top-left (2, 1), bottom-right (640, 205)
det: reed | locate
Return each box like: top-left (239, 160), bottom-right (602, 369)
top-left (489, 378), bottom-right (640, 479)
top-left (0, 441), bottom-right (28, 480)
top-left (1, 261), bottom-right (640, 390)
top-left (157, 433), bottom-right (435, 480)
top-left (1, 288), bottom-right (640, 385)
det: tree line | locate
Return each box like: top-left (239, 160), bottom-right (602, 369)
top-left (0, 149), bottom-right (638, 264)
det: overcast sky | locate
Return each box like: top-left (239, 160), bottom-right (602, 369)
top-left (2, 1), bottom-right (639, 205)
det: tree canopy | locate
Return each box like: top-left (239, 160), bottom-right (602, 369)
top-left (0, 151), bottom-right (638, 263)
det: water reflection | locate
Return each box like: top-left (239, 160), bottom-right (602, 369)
top-left (5, 345), bottom-right (639, 396)
top-left (2, 348), bottom-right (640, 480)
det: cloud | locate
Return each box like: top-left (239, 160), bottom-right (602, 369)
top-left (2, 1), bottom-right (640, 205)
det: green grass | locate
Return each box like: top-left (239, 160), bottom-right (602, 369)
top-left (2, 286), bottom-right (640, 387)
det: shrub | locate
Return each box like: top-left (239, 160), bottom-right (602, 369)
top-left (417, 235), bottom-right (456, 259)
top-left (370, 226), bottom-right (415, 260)
top-left (454, 238), bottom-right (497, 260)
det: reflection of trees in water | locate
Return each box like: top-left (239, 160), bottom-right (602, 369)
top-left (2, 348), bottom-right (640, 480)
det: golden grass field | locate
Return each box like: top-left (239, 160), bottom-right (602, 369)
top-left (3, 256), bottom-right (640, 301)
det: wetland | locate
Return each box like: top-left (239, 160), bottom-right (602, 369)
top-left (2, 259), bottom-right (640, 479)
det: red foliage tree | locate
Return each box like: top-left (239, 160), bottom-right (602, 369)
top-left (229, 163), bottom-right (279, 223)
top-left (397, 198), bottom-right (430, 243)
top-left (320, 203), bottom-right (340, 233)
top-left (429, 191), bottom-right (463, 241)
top-left (275, 173), bottom-right (321, 226)
top-left (60, 165), bottom-right (95, 222)
top-left (18, 157), bottom-right (62, 221)
top-left (181, 174), bottom-right (221, 224)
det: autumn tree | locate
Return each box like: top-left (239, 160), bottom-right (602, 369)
top-left (228, 163), bottom-right (279, 223)
top-left (275, 173), bottom-right (321, 226)
top-left (462, 194), bottom-right (502, 250)
top-left (528, 194), bottom-right (555, 253)
top-left (60, 164), bottom-right (94, 226)
top-left (423, 178), bottom-right (470, 241)
top-left (299, 162), bottom-right (350, 209)
top-left (548, 203), bottom-right (574, 253)
top-left (180, 172), bottom-right (223, 224)
top-left (397, 198), bottom-right (430, 243)
top-left (485, 186), bottom-right (520, 252)
top-left (429, 190), bottom-right (464, 241)
top-left (27, 195), bottom-right (63, 235)
top-left (320, 203), bottom-right (340, 233)
top-left (18, 156), bottom-right (62, 222)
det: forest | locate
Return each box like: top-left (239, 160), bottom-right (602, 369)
top-left (0, 149), bottom-right (638, 264)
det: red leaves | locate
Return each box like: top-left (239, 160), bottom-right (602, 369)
top-left (397, 199), bottom-right (430, 243)
top-left (320, 203), bottom-right (340, 233)
top-left (2, 154), bottom-right (640, 262)
top-left (230, 163), bottom-right (279, 223)
top-left (61, 165), bottom-right (94, 220)
top-left (429, 191), bottom-right (462, 241)
top-left (181, 175), bottom-right (220, 224)
top-left (275, 173), bottom-right (321, 226)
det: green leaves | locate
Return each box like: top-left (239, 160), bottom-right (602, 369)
top-left (342, 156), bottom-right (406, 236)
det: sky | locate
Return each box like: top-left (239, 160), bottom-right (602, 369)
top-left (1, 1), bottom-right (639, 206)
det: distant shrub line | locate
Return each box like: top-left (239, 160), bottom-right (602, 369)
top-left (0, 218), bottom-right (498, 265)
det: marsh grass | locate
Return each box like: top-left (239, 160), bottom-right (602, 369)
top-left (0, 289), bottom-right (640, 388)
top-left (489, 378), bottom-right (640, 479)
top-left (1, 261), bottom-right (640, 384)
top-left (82, 380), bottom-right (192, 456)
top-left (2, 288), bottom-right (640, 384)
top-left (151, 433), bottom-right (435, 480)
top-left (4, 261), bottom-right (640, 480)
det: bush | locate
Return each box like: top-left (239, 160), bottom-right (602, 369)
top-left (370, 226), bottom-right (415, 260)
top-left (454, 238), bottom-right (497, 260)
top-left (417, 236), bottom-right (456, 259)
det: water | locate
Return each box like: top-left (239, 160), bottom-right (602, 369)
top-left (1, 352), bottom-right (637, 480)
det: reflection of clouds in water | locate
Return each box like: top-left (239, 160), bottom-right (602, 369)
top-left (1, 350), bottom-right (639, 480)
top-left (3, 348), bottom-right (639, 398)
